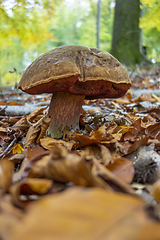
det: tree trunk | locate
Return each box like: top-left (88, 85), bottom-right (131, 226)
top-left (96, 0), bottom-right (101, 49)
top-left (111, 0), bottom-right (144, 66)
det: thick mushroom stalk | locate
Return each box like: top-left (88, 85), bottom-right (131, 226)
top-left (18, 46), bottom-right (131, 139)
top-left (46, 92), bottom-right (85, 139)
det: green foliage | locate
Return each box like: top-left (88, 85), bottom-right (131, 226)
top-left (48, 0), bottom-right (114, 49)
top-left (1, 0), bottom-right (160, 86)
top-left (0, 0), bottom-right (55, 48)
top-left (0, 0), bottom-right (57, 85)
top-left (140, 0), bottom-right (160, 61)
top-left (0, 0), bottom-right (114, 86)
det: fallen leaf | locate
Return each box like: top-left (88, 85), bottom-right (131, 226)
top-left (81, 144), bottom-right (113, 166)
top-left (46, 147), bottom-right (108, 188)
top-left (0, 101), bottom-right (5, 105)
top-left (132, 94), bottom-right (156, 103)
top-left (0, 159), bottom-right (14, 191)
top-left (25, 145), bottom-right (49, 162)
top-left (107, 157), bottom-right (135, 183)
top-left (0, 127), bottom-right (10, 140)
top-left (25, 116), bottom-right (51, 146)
top-left (150, 180), bottom-right (160, 201)
top-left (105, 121), bottom-right (118, 134)
top-left (12, 144), bottom-right (24, 154)
top-left (45, 144), bottom-right (134, 194)
top-left (148, 108), bottom-right (160, 120)
top-left (40, 137), bottom-right (74, 151)
top-left (12, 116), bottom-right (31, 131)
top-left (145, 122), bottom-right (160, 140)
top-left (13, 157), bottom-right (29, 183)
top-left (7, 101), bottom-right (22, 106)
top-left (115, 125), bottom-right (130, 134)
top-left (36, 116), bottom-right (51, 143)
top-left (90, 125), bottom-right (114, 141)
top-left (10, 178), bottom-right (53, 208)
top-left (10, 187), bottom-right (149, 240)
top-left (25, 125), bottom-right (40, 146)
top-left (119, 135), bottom-right (148, 155)
top-left (98, 144), bottom-right (113, 166)
top-left (87, 107), bottom-right (101, 115)
top-left (9, 153), bottom-right (25, 164)
top-left (131, 118), bottom-right (146, 132)
top-left (136, 223), bottom-right (160, 240)
top-left (27, 107), bottom-right (46, 122)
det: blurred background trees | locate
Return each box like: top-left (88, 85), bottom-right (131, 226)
top-left (111, 0), bottom-right (144, 66)
top-left (0, 0), bottom-right (160, 86)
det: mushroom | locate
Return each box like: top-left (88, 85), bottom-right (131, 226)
top-left (18, 45), bottom-right (131, 139)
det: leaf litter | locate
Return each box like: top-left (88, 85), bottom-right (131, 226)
top-left (1, 68), bottom-right (160, 239)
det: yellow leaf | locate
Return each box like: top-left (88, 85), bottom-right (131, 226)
top-left (115, 125), bottom-right (130, 134)
top-left (12, 144), bottom-right (24, 154)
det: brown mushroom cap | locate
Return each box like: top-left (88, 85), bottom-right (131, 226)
top-left (18, 45), bottom-right (131, 139)
top-left (18, 45), bottom-right (131, 99)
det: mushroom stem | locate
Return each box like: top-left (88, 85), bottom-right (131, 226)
top-left (46, 92), bottom-right (85, 139)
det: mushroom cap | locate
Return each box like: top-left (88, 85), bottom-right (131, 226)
top-left (18, 45), bottom-right (131, 99)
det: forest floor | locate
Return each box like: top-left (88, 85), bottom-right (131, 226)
top-left (1, 65), bottom-right (160, 240)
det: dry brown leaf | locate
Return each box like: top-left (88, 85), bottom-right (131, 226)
top-left (143, 114), bottom-right (157, 124)
top-left (90, 125), bottom-right (114, 141)
top-left (105, 121), bottom-right (118, 134)
top-left (93, 157), bottom-right (134, 194)
top-left (136, 223), bottom-right (160, 240)
top-left (25, 155), bottom-right (50, 178)
top-left (7, 101), bottom-right (22, 106)
top-left (0, 212), bottom-right (20, 240)
top-left (70, 127), bottom-right (115, 149)
top-left (0, 159), bottom-right (14, 191)
top-left (10, 187), bottom-right (148, 240)
top-left (98, 144), bottom-right (113, 166)
top-left (87, 107), bottom-right (101, 115)
top-left (145, 122), bottom-right (160, 140)
top-left (81, 144), bottom-right (113, 166)
top-left (119, 135), bottom-right (148, 155)
top-left (122, 127), bottom-right (139, 142)
top-left (71, 132), bottom-right (98, 148)
top-left (25, 145), bottom-right (49, 161)
top-left (132, 94), bottom-right (156, 103)
top-left (40, 137), bottom-right (74, 151)
top-left (0, 127), bottom-right (10, 141)
top-left (9, 153), bottom-right (25, 164)
top-left (147, 138), bottom-right (160, 147)
top-left (149, 108), bottom-right (160, 120)
top-left (150, 180), bottom-right (160, 201)
top-left (46, 146), bottom-right (109, 189)
top-left (26, 107), bottom-right (46, 122)
top-left (119, 119), bottom-right (145, 143)
top-left (0, 127), bottom-right (9, 133)
top-left (45, 144), bottom-right (134, 194)
top-left (8, 116), bottom-right (22, 124)
top-left (10, 178), bottom-right (53, 208)
top-left (132, 118), bottom-right (146, 132)
top-left (25, 116), bottom-right (51, 146)
top-left (25, 125), bottom-right (39, 146)
top-left (81, 145), bottom-right (102, 159)
top-left (0, 101), bottom-right (5, 105)
top-left (36, 116), bottom-right (51, 143)
top-left (12, 116), bottom-right (31, 131)
top-left (12, 157), bottom-right (29, 183)
top-left (115, 98), bottom-right (131, 104)
top-left (107, 157), bottom-right (135, 183)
